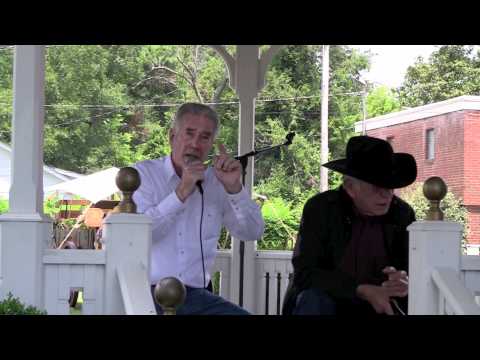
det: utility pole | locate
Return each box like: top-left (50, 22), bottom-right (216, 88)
top-left (361, 83), bottom-right (367, 135)
top-left (320, 45), bottom-right (330, 192)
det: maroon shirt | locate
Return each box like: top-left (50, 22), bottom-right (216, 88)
top-left (338, 210), bottom-right (389, 286)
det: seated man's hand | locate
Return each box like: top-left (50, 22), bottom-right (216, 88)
top-left (381, 266), bottom-right (408, 297)
top-left (356, 284), bottom-right (403, 315)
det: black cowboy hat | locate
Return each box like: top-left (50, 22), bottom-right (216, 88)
top-left (323, 136), bottom-right (417, 189)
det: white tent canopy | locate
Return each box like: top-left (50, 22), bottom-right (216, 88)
top-left (45, 167), bottom-right (120, 203)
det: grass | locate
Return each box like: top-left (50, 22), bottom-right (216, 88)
top-left (69, 291), bottom-right (83, 315)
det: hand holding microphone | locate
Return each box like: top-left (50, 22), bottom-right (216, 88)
top-left (175, 155), bottom-right (206, 202)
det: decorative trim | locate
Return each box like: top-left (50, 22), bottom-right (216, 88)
top-left (258, 45), bottom-right (286, 91)
top-left (103, 213), bottom-right (152, 224)
top-left (209, 45), bottom-right (236, 90)
top-left (354, 96), bottom-right (480, 132)
top-left (0, 212), bottom-right (52, 222)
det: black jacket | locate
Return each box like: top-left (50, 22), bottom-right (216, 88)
top-left (283, 186), bottom-right (416, 314)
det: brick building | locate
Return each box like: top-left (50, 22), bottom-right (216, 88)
top-left (354, 95), bottom-right (480, 254)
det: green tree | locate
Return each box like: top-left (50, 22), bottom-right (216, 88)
top-left (399, 45), bottom-right (480, 107)
top-left (401, 182), bottom-right (469, 251)
top-left (0, 47), bottom-right (13, 143)
top-left (0, 45), bottom-right (376, 251)
top-left (255, 45), bottom-right (371, 206)
top-left (366, 85), bottom-right (402, 117)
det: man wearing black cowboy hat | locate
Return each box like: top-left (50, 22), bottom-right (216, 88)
top-left (283, 135), bottom-right (417, 315)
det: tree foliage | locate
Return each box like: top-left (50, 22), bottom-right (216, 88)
top-left (401, 182), bottom-right (469, 251)
top-left (399, 45), bottom-right (480, 107)
top-left (0, 45), bottom-right (375, 250)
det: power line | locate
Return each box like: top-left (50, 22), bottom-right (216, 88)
top-left (0, 91), bottom-right (367, 110)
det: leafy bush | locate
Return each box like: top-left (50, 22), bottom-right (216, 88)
top-left (401, 182), bottom-right (469, 251)
top-left (258, 197), bottom-right (299, 250)
top-left (217, 195), bottom-right (304, 251)
top-left (0, 197), bottom-right (8, 214)
top-left (0, 293), bottom-right (47, 315)
top-left (44, 196), bottom-right (62, 217)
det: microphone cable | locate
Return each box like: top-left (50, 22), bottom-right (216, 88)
top-left (197, 182), bottom-right (206, 289)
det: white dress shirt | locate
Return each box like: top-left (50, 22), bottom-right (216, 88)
top-left (132, 155), bottom-right (265, 287)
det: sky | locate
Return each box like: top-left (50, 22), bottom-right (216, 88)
top-left (349, 45), bottom-right (440, 88)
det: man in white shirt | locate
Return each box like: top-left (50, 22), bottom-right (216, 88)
top-left (133, 103), bottom-right (265, 315)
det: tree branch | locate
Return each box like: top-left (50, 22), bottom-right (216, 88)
top-left (177, 54), bottom-right (204, 103)
top-left (211, 70), bottom-right (229, 109)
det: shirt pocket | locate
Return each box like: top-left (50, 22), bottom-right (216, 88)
top-left (202, 206), bottom-right (223, 242)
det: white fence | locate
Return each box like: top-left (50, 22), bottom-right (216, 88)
top-left (6, 214), bottom-right (480, 315)
top-left (432, 267), bottom-right (480, 315)
top-left (42, 248), bottom-right (480, 315)
top-left (43, 249), bottom-right (105, 314)
top-left (42, 247), bottom-right (293, 315)
top-left (432, 255), bottom-right (480, 315)
top-left (460, 255), bottom-right (480, 301)
top-left (213, 250), bottom-right (293, 315)
top-left (409, 221), bottom-right (480, 315)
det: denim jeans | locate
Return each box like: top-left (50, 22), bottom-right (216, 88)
top-left (292, 288), bottom-right (377, 315)
top-left (151, 285), bottom-right (250, 315)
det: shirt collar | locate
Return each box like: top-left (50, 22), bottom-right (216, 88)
top-left (165, 154), bottom-right (180, 185)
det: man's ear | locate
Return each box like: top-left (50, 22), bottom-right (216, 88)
top-left (343, 182), bottom-right (356, 200)
top-left (169, 128), bottom-right (175, 146)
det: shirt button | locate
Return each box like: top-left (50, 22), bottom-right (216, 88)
top-left (178, 232), bottom-right (182, 236)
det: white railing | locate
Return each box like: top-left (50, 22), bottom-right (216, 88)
top-left (408, 221), bottom-right (480, 314)
top-left (461, 255), bottom-right (480, 305)
top-left (213, 250), bottom-right (232, 301)
top-left (117, 262), bottom-right (156, 315)
top-left (254, 250), bottom-right (293, 315)
top-left (43, 249), bottom-right (106, 315)
top-left (43, 248), bottom-right (155, 315)
top-left (37, 248), bottom-right (480, 315)
top-left (42, 245), bottom-right (480, 316)
top-left (212, 249), bottom-right (293, 315)
top-left (432, 267), bottom-right (480, 315)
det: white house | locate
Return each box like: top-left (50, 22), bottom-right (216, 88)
top-left (0, 141), bottom-right (82, 199)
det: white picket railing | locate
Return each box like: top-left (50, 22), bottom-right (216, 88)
top-left (254, 251), bottom-right (293, 315)
top-left (432, 267), bottom-right (480, 315)
top-left (213, 250), bottom-right (232, 301)
top-left (38, 217), bottom-right (480, 316)
top-left (212, 249), bottom-right (293, 315)
top-left (43, 249), bottom-right (106, 315)
top-left (43, 248), bottom-right (293, 315)
top-left (41, 245), bottom-right (480, 315)
top-left (461, 255), bottom-right (480, 305)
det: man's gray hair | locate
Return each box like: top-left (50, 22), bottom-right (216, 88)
top-left (172, 102), bottom-right (219, 136)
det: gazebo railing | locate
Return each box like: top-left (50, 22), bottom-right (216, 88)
top-left (431, 267), bottom-right (480, 315)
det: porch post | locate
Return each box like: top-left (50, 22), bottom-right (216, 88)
top-left (210, 45), bottom-right (286, 313)
top-left (0, 45), bottom-right (51, 309)
top-left (408, 221), bottom-right (463, 314)
top-left (229, 45), bottom-right (259, 312)
top-left (102, 213), bottom-right (154, 314)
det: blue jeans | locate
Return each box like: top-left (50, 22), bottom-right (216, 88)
top-left (292, 288), bottom-right (377, 315)
top-left (151, 285), bottom-right (250, 315)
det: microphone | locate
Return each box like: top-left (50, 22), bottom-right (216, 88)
top-left (184, 155), bottom-right (204, 194)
